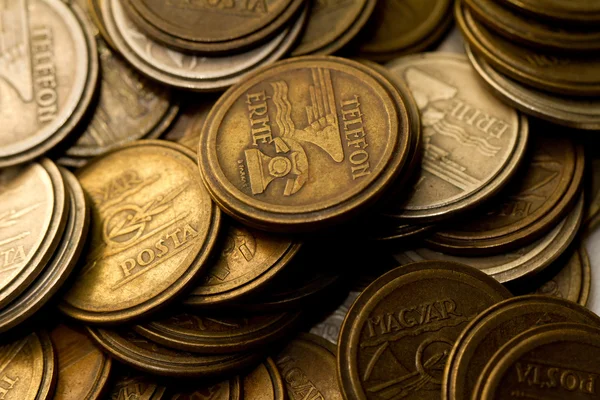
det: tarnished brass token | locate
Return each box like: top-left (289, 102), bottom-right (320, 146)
top-left (357, 0), bottom-right (453, 61)
top-left (276, 334), bottom-right (342, 399)
top-left (243, 358), bottom-right (285, 400)
top-left (87, 328), bottom-right (260, 378)
top-left (497, 0), bottom-right (600, 24)
top-left (135, 310), bottom-right (302, 354)
top-left (50, 324), bottom-right (111, 400)
top-left (292, 0), bottom-right (376, 56)
top-left (428, 128), bottom-right (585, 255)
top-left (442, 295), bottom-right (600, 400)
top-left (0, 160), bottom-right (68, 309)
top-left (337, 261), bottom-right (511, 400)
top-left (467, 46), bottom-right (600, 131)
top-left (0, 0), bottom-right (98, 168)
top-left (105, 370), bottom-right (166, 400)
top-left (383, 53), bottom-right (528, 223)
top-left (0, 168), bottom-right (88, 333)
top-left (0, 332), bottom-right (56, 400)
top-left (167, 376), bottom-right (241, 399)
top-left (184, 221), bottom-right (301, 306)
top-left (399, 196), bottom-right (584, 283)
top-left (199, 56), bottom-right (411, 231)
top-left (60, 141), bottom-right (221, 324)
top-left (475, 323), bottom-right (600, 399)
top-left (458, 2), bottom-right (600, 96)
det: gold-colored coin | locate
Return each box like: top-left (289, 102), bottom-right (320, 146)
top-left (337, 261), bottom-right (511, 400)
top-left (243, 358), bottom-right (285, 400)
top-left (184, 221), bottom-right (301, 306)
top-left (497, 0), bottom-right (600, 24)
top-left (0, 332), bottom-right (56, 400)
top-left (198, 56), bottom-right (411, 231)
top-left (0, 160), bottom-right (68, 309)
top-left (0, 0), bottom-right (98, 168)
top-left (383, 53), bottom-right (528, 223)
top-left (104, 370), bottom-right (166, 400)
top-left (276, 333), bottom-right (343, 399)
top-left (166, 376), bottom-right (241, 399)
top-left (357, 0), bottom-right (453, 61)
top-left (50, 323), bottom-right (111, 400)
top-left (60, 141), bottom-right (221, 324)
top-left (292, 0), bottom-right (376, 56)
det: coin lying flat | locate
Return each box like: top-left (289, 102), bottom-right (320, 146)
top-left (277, 333), bottom-right (343, 399)
top-left (337, 261), bottom-right (511, 400)
top-left (243, 358), bottom-right (285, 400)
top-left (167, 376), bottom-right (241, 400)
top-left (497, 0), bottom-right (600, 24)
top-left (475, 323), bottom-right (600, 400)
top-left (199, 56), bottom-right (411, 231)
top-left (442, 295), bottom-right (600, 400)
top-left (50, 324), bottom-right (111, 400)
top-left (104, 370), bottom-right (166, 400)
top-left (383, 53), bottom-right (528, 223)
top-left (0, 332), bottom-right (56, 400)
top-left (60, 141), bottom-right (221, 324)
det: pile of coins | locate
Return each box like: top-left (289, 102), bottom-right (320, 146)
top-left (2, 0), bottom-right (600, 399)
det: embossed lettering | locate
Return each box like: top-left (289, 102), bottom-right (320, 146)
top-left (449, 99), bottom-right (509, 140)
top-left (247, 91), bottom-right (273, 145)
top-left (277, 356), bottom-right (325, 400)
top-left (515, 362), bottom-right (597, 394)
top-left (341, 96), bottom-right (371, 179)
top-left (0, 375), bottom-right (18, 399)
top-left (31, 26), bottom-right (58, 124)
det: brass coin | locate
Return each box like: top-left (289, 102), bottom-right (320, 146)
top-left (60, 141), bottom-right (221, 324)
top-left (184, 221), bottom-right (301, 307)
top-left (135, 310), bottom-right (302, 354)
top-left (457, 1), bottom-right (600, 96)
top-left (0, 160), bottom-right (68, 309)
top-left (198, 56), bottom-right (411, 231)
top-left (243, 358), bottom-right (285, 400)
top-left (398, 195), bottom-right (584, 283)
top-left (579, 246), bottom-right (592, 307)
top-left (0, 332), bottom-right (56, 400)
top-left (276, 333), bottom-right (343, 399)
top-left (292, 0), bottom-right (376, 56)
top-left (442, 295), bottom-right (600, 400)
top-left (0, 168), bottom-right (88, 333)
top-left (475, 323), bottom-right (600, 399)
top-left (0, 0), bottom-right (98, 168)
top-left (428, 127), bottom-right (585, 255)
top-left (383, 53), bottom-right (528, 223)
top-left (467, 46), bottom-right (600, 131)
top-left (50, 323), bottom-right (111, 400)
top-left (167, 376), bottom-right (241, 399)
top-left (497, 0), bottom-right (600, 24)
top-left (124, 0), bottom-right (306, 54)
top-left (104, 370), bottom-right (166, 400)
top-left (87, 328), bottom-right (260, 378)
top-left (310, 291), bottom-right (360, 345)
top-left (102, 0), bottom-right (306, 92)
top-left (357, 0), bottom-right (453, 62)
top-left (337, 261), bottom-right (511, 400)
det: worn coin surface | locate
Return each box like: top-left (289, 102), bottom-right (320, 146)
top-left (50, 323), bottom-right (111, 400)
top-left (199, 56), bottom-right (410, 230)
top-left (60, 141), bottom-right (220, 324)
top-left (383, 53), bottom-right (528, 223)
top-left (277, 333), bottom-right (343, 399)
top-left (167, 376), bottom-right (241, 399)
top-left (337, 261), bottom-right (511, 400)
top-left (104, 370), bottom-right (166, 400)
top-left (243, 358), bottom-right (285, 400)
top-left (443, 295), bottom-right (600, 400)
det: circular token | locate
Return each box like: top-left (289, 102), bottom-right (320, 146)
top-left (0, 160), bottom-right (68, 309)
top-left (383, 53), bottom-right (528, 223)
top-left (475, 323), bottom-right (600, 399)
top-left (50, 324), bottom-right (111, 400)
top-left (124, 0), bottom-right (305, 54)
top-left (497, 0), bottom-right (600, 24)
top-left (60, 141), bottom-right (221, 324)
top-left (0, 0), bottom-right (98, 167)
top-left (357, 0), bottom-right (453, 61)
top-left (292, 0), bottom-right (376, 56)
top-left (184, 222), bottom-right (301, 306)
top-left (0, 168), bottom-right (88, 333)
top-left (87, 328), bottom-right (260, 378)
top-left (427, 128), bottom-right (585, 255)
top-left (467, 46), bottom-right (600, 131)
top-left (199, 56), bottom-right (411, 231)
top-left (0, 332), bottom-right (56, 400)
top-left (398, 195), bottom-right (584, 283)
top-left (243, 358), bottom-right (285, 400)
top-left (579, 246), bottom-right (592, 306)
top-left (276, 334), bottom-right (343, 399)
top-left (443, 296), bottom-right (600, 400)
top-left (135, 310), bottom-right (302, 354)
top-left (167, 376), bottom-right (241, 399)
top-left (457, 2), bottom-right (600, 96)
top-left (102, 0), bottom-right (306, 92)
top-left (337, 261), bottom-right (511, 400)
top-left (104, 371), bottom-right (166, 400)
